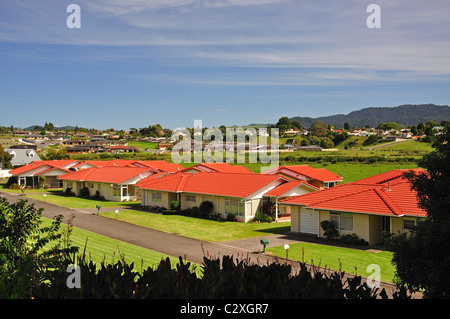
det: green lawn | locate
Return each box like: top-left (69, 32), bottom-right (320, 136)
top-left (26, 192), bottom-right (141, 209)
top-left (41, 217), bottom-right (196, 273)
top-left (267, 242), bottom-right (395, 283)
top-left (101, 210), bottom-right (290, 242)
top-left (128, 141), bottom-right (159, 150)
top-left (309, 163), bottom-right (419, 183)
top-left (0, 188), bottom-right (63, 194)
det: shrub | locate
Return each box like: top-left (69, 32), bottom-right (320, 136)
top-left (340, 233), bottom-right (369, 246)
top-left (189, 206), bottom-right (199, 217)
top-left (199, 201), bottom-right (214, 218)
top-left (92, 190), bottom-right (105, 201)
top-left (320, 220), bottom-right (339, 240)
top-left (29, 253), bottom-right (410, 299)
top-left (251, 211), bottom-right (272, 223)
top-left (9, 183), bottom-right (20, 190)
top-left (162, 209), bottom-right (177, 215)
top-left (170, 201), bottom-right (180, 211)
top-left (64, 187), bottom-right (74, 196)
top-left (79, 186), bottom-right (90, 198)
top-left (226, 212), bottom-right (237, 221)
top-left (208, 212), bottom-right (221, 221)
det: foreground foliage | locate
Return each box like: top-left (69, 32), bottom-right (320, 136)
top-left (1, 197), bottom-right (410, 299)
top-left (0, 198), bottom-right (77, 298)
top-left (389, 124), bottom-right (450, 298)
top-left (31, 253), bottom-right (410, 299)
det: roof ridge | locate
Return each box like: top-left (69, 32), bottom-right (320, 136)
top-left (373, 188), bottom-right (403, 216)
top-left (307, 185), bottom-right (377, 207)
top-left (175, 174), bottom-right (190, 192)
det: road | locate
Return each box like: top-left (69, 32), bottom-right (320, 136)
top-left (0, 190), bottom-right (415, 298)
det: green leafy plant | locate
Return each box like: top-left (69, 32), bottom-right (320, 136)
top-left (320, 220), bottom-right (339, 240)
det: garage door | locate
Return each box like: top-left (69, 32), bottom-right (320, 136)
top-left (300, 208), bottom-right (319, 235)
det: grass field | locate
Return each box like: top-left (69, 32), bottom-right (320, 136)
top-left (239, 162), bottom-right (419, 182)
top-left (41, 217), bottom-right (196, 273)
top-left (127, 141), bottom-right (159, 150)
top-left (101, 210), bottom-right (291, 242)
top-left (267, 242), bottom-right (395, 283)
top-left (26, 192), bottom-right (141, 209)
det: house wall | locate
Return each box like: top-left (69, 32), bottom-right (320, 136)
top-left (142, 189), bottom-right (172, 209)
top-left (140, 190), bottom-right (262, 222)
top-left (62, 180), bottom-right (140, 202)
top-left (291, 207), bottom-right (385, 245)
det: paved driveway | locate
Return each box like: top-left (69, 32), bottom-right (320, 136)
top-left (1, 191), bottom-right (410, 297)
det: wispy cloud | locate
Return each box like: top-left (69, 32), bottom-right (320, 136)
top-left (1, 0), bottom-right (449, 85)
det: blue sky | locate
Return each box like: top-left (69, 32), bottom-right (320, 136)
top-left (1, 0), bottom-right (449, 130)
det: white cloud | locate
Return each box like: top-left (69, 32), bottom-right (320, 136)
top-left (1, 0), bottom-right (449, 84)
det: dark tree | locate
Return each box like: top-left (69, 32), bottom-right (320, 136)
top-left (390, 124), bottom-right (450, 298)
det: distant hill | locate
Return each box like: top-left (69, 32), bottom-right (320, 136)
top-left (288, 104), bottom-right (450, 128)
top-left (24, 125), bottom-right (76, 131)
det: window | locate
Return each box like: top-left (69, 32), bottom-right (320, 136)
top-left (112, 185), bottom-right (120, 197)
top-left (225, 198), bottom-right (244, 216)
top-left (324, 182), bottom-right (336, 189)
top-left (152, 192), bottom-right (162, 203)
top-left (121, 185), bottom-right (128, 197)
top-left (403, 219), bottom-right (416, 231)
top-left (186, 195), bottom-right (196, 202)
top-left (330, 212), bottom-right (353, 231)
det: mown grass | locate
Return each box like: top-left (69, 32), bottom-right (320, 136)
top-left (267, 242), bottom-right (395, 283)
top-left (26, 192), bottom-right (141, 209)
top-left (41, 217), bottom-right (196, 273)
top-left (100, 210), bottom-right (291, 242)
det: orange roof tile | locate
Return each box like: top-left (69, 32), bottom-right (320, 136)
top-left (264, 180), bottom-right (318, 197)
top-left (262, 165), bottom-right (343, 182)
top-left (280, 170), bottom-right (426, 217)
top-left (9, 161), bottom-right (48, 175)
top-left (182, 163), bottom-right (253, 174)
top-left (58, 166), bottom-right (153, 184)
top-left (139, 172), bottom-right (284, 198)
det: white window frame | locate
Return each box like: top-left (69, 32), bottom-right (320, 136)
top-left (152, 191), bottom-right (162, 203)
top-left (402, 218), bottom-right (416, 231)
top-left (324, 182), bottom-right (336, 189)
top-left (330, 212), bottom-right (353, 232)
top-left (186, 194), bottom-right (196, 202)
top-left (225, 198), bottom-right (244, 216)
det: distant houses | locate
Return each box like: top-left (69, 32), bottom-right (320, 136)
top-left (6, 148), bottom-right (41, 167)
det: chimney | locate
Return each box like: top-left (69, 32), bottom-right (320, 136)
top-left (387, 181), bottom-right (391, 191)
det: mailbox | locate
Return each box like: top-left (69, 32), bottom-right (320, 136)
top-left (260, 239), bottom-right (269, 253)
top-left (96, 204), bottom-right (101, 215)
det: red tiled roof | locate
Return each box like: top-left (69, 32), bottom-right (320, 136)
top-left (9, 161), bottom-right (48, 175)
top-left (72, 160), bottom-right (184, 173)
top-left (352, 169), bottom-right (424, 186)
top-left (35, 166), bottom-right (71, 176)
top-left (182, 163), bottom-right (253, 174)
top-left (262, 165), bottom-right (343, 182)
top-left (280, 169), bottom-right (426, 217)
top-left (129, 160), bottom-right (184, 172)
top-left (39, 160), bottom-right (80, 168)
top-left (9, 160), bottom-right (80, 176)
top-left (139, 172), bottom-right (284, 198)
top-left (58, 166), bottom-right (153, 184)
top-left (264, 180), bottom-right (318, 197)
